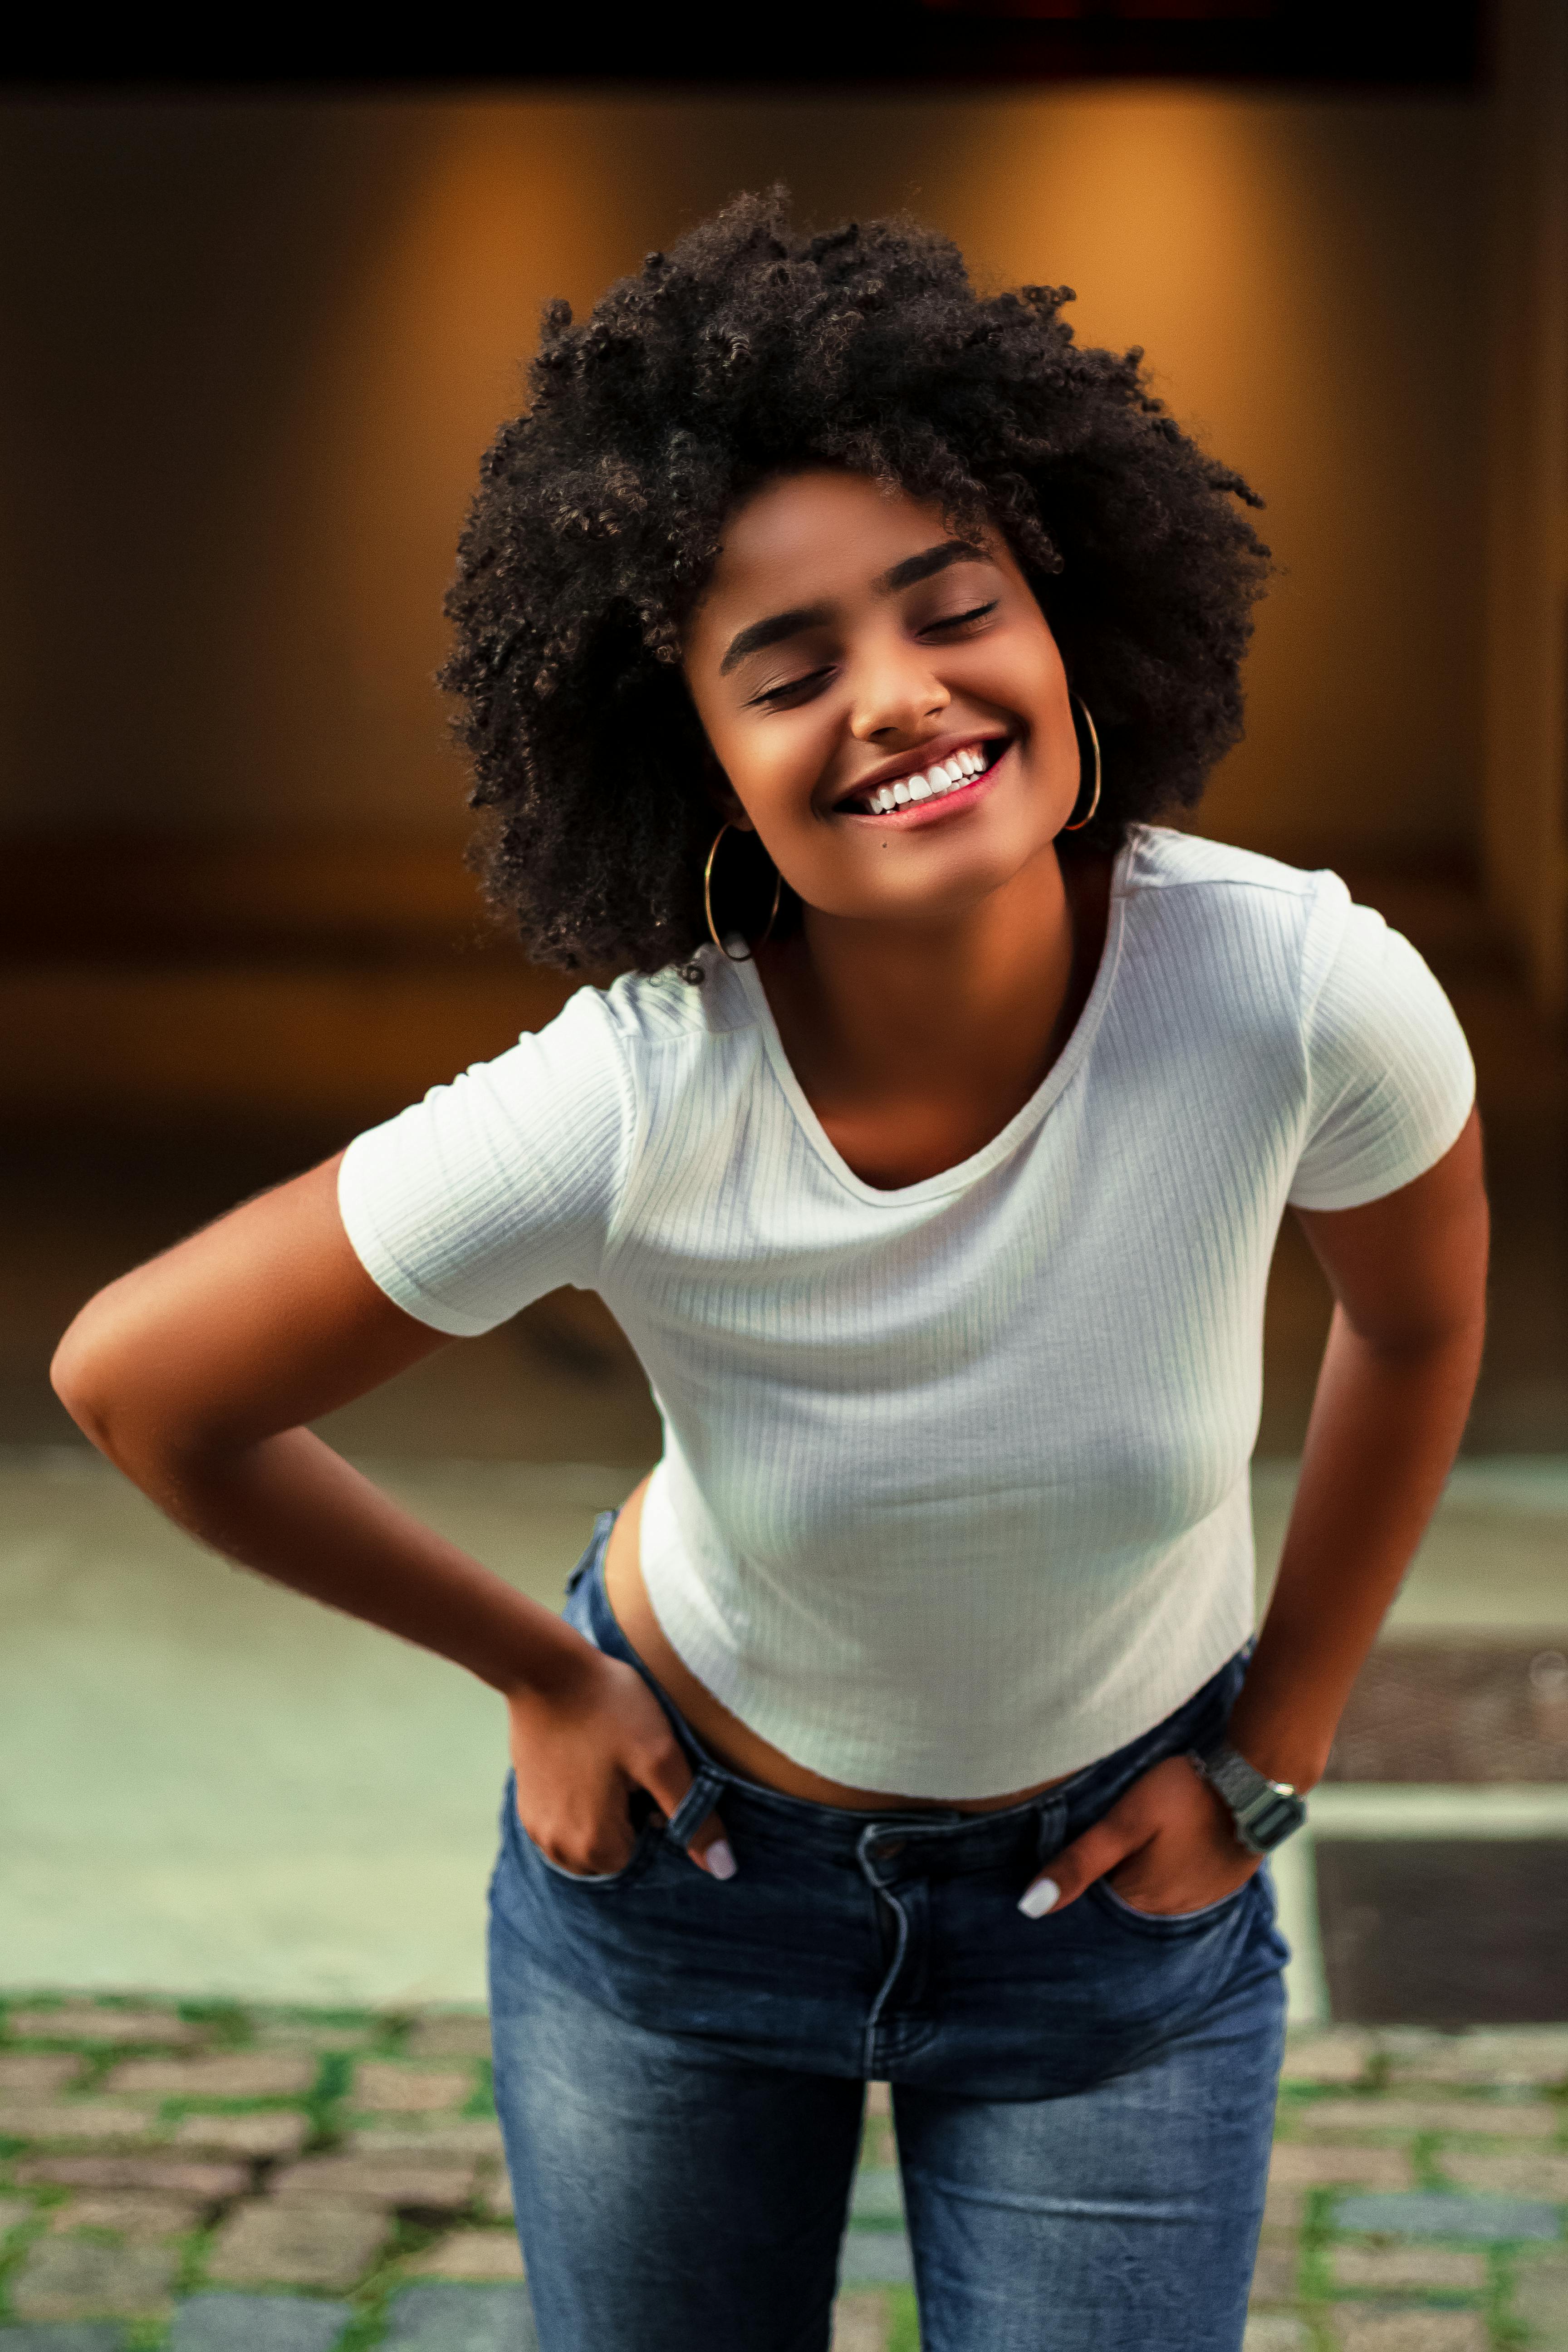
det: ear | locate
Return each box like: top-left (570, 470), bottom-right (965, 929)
top-left (701, 740), bottom-right (756, 831)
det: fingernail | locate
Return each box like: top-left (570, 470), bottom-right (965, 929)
top-left (1018, 1876), bottom-right (1059, 1919)
top-left (704, 1838), bottom-right (738, 1881)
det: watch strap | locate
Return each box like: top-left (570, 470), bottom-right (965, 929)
top-left (1190, 1740), bottom-right (1308, 1853)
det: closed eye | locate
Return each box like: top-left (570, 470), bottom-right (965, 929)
top-left (746, 665), bottom-right (835, 710)
top-left (922, 600), bottom-right (998, 634)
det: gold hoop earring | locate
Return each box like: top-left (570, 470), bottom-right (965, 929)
top-left (1061, 694), bottom-right (1102, 833)
top-left (704, 823), bottom-right (782, 963)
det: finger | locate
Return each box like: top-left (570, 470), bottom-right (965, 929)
top-left (1019, 1819), bottom-right (1138, 1919)
top-left (686, 1809), bottom-right (738, 1880)
top-left (636, 1737), bottom-right (739, 1879)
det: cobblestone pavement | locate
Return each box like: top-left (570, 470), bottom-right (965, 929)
top-left (1, 2003), bottom-right (1564, 2349)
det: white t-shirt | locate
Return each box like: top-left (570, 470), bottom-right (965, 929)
top-left (338, 828), bottom-right (1475, 1797)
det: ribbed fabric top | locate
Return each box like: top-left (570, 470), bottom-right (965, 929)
top-left (338, 829), bottom-right (1475, 1797)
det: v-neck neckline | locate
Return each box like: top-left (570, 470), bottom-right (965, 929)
top-left (726, 834), bottom-right (1134, 1208)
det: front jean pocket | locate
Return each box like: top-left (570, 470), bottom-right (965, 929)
top-left (513, 1780), bottom-right (663, 1894)
top-left (1088, 1872), bottom-right (1254, 1935)
top-left (524, 1823), bottom-right (659, 1891)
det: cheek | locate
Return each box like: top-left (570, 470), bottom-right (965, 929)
top-left (715, 721), bottom-right (832, 838)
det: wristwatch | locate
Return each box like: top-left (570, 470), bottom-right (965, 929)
top-left (1188, 1740), bottom-right (1308, 1854)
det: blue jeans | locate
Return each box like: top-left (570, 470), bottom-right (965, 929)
top-left (488, 1515), bottom-right (1288, 2352)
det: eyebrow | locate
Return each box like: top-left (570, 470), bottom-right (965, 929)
top-left (717, 540), bottom-right (989, 677)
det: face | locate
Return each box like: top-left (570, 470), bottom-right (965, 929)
top-left (682, 470), bottom-right (1082, 929)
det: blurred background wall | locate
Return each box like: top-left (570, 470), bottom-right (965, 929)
top-left (0, 88), bottom-right (1489, 858)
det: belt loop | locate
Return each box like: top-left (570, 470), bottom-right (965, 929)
top-left (1034, 1797), bottom-right (1068, 1866)
top-left (665, 1766), bottom-right (726, 1849)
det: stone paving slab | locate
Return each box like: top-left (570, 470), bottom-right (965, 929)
top-left (409, 2229), bottom-right (525, 2280)
top-left (480, 2173), bottom-right (514, 2220)
top-left (829, 2293), bottom-right (890, 2351)
top-left (6, 2011), bottom-right (200, 2047)
top-left (206, 2204), bottom-right (387, 2290)
top-left (11, 2241), bottom-right (176, 2323)
top-left (105, 2055), bottom-right (315, 2098)
top-left (1324, 2315), bottom-right (1488, 2350)
top-left (0, 2060), bottom-right (82, 2097)
top-left (252, 2025), bottom-right (377, 2054)
top-left (0, 2106), bottom-right (158, 2148)
top-left (1281, 2031), bottom-right (1378, 2085)
top-left (381, 2283), bottom-right (539, 2351)
top-left (0, 2328), bottom-right (128, 2350)
top-left (1382, 2029), bottom-right (1568, 2087)
top-left (13, 2158), bottom-right (248, 2198)
top-left (849, 2169), bottom-right (904, 2223)
top-left (1513, 2252), bottom-right (1568, 2345)
top-left (402, 2020), bottom-right (492, 2062)
top-left (1264, 2184), bottom-right (1307, 2228)
top-left (46, 2191), bottom-right (205, 2240)
top-left (1330, 2242), bottom-right (1488, 2289)
top-left (1248, 2242), bottom-right (1301, 2303)
top-left (1441, 2147), bottom-right (1568, 2195)
top-left (839, 2232), bottom-right (916, 2287)
top-left (351, 2064), bottom-right (474, 2112)
top-left (345, 2121), bottom-right (504, 2160)
top-left (1335, 2188), bottom-right (1565, 2239)
top-left (269, 2155), bottom-right (480, 2210)
top-left (1269, 2144), bottom-right (1414, 2190)
top-left (168, 2298), bottom-right (353, 2352)
top-left (1288, 2096), bottom-right (1562, 2138)
top-left (171, 2113), bottom-right (310, 2160)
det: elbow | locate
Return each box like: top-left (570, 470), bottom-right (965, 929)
top-left (50, 1310), bottom-right (121, 1454)
top-left (50, 1293), bottom-right (159, 1465)
top-left (51, 1289), bottom-right (240, 1479)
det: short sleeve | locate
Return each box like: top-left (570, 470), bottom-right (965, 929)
top-left (336, 986), bottom-right (635, 1336)
top-left (1288, 896), bottom-right (1475, 1212)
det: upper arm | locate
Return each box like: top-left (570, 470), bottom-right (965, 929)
top-left (54, 989), bottom-right (636, 1467)
top-left (1283, 884), bottom-right (1483, 1349)
top-left (52, 1154), bottom-right (454, 1464)
top-left (1294, 1107), bottom-right (1489, 1352)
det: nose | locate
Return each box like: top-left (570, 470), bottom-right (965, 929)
top-left (848, 638), bottom-right (951, 745)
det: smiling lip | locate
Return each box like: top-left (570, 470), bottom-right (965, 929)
top-left (834, 735), bottom-right (1014, 827)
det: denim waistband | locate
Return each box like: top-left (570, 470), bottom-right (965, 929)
top-left (564, 1511), bottom-right (1249, 1879)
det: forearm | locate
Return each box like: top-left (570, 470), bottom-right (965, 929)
top-left (95, 1423), bottom-right (591, 1700)
top-left (1227, 1298), bottom-right (1484, 1789)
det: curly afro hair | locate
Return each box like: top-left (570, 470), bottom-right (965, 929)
top-left (443, 190), bottom-right (1269, 976)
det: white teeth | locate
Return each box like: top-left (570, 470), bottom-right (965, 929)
top-left (856, 755), bottom-right (991, 813)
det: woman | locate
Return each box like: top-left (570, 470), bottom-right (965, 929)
top-left (54, 197), bottom-right (1486, 2352)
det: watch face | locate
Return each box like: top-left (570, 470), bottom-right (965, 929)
top-left (1245, 1790), bottom-right (1308, 1851)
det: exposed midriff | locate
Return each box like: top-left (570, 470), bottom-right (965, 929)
top-left (603, 1475), bottom-right (1073, 1813)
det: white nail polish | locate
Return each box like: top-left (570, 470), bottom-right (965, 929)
top-left (1018, 1876), bottom-right (1059, 1919)
top-left (705, 1838), bottom-right (738, 1880)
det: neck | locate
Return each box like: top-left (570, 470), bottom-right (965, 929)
top-left (755, 841), bottom-right (1111, 1189)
